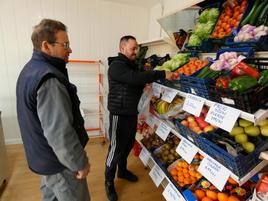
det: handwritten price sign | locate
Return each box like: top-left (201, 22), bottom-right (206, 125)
top-left (205, 103), bottom-right (240, 132)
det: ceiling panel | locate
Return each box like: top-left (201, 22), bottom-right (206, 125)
top-left (100, 0), bottom-right (161, 8)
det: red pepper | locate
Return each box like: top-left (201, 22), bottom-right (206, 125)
top-left (232, 62), bottom-right (260, 79)
top-left (231, 65), bottom-right (246, 77)
top-left (216, 76), bottom-right (231, 89)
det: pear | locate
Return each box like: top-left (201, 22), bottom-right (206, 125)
top-left (258, 119), bottom-right (268, 127)
top-left (239, 119), bottom-right (253, 128)
top-left (261, 125), bottom-right (268, 137)
top-left (244, 126), bottom-right (260, 137)
top-left (235, 134), bottom-right (248, 144)
top-left (242, 142), bottom-right (255, 153)
top-left (230, 126), bottom-right (244, 136)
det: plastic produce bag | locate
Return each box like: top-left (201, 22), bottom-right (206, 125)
top-left (138, 85), bottom-right (153, 115)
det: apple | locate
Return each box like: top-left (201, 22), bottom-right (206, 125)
top-left (187, 116), bottom-right (195, 122)
top-left (192, 126), bottom-right (202, 134)
top-left (181, 120), bottom-right (189, 127)
top-left (189, 121), bottom-right (198, 129)
top-left (203, 125), bottom-right (214, 133)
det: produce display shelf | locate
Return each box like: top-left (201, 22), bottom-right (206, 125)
top-left (144, 113), bottom-right (268, 187)
top-left (260, 151), bottom-right (268, 161)
top-left (136, 134), bottom-right (188, 200)
top-left (155, 82), bottom-right (268, 124)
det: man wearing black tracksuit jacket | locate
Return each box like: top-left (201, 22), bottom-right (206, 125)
top-left (105, 35), bottom-right (174, 201)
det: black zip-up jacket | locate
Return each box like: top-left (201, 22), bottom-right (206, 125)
top-left (107, 53), bottom-right (165, 115)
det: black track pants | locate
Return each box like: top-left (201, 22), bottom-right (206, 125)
top-left (105, 114), bottom-right (137, 181)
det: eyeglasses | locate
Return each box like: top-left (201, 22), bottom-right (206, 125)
top-left (52, 42), bottom-right (70, 50)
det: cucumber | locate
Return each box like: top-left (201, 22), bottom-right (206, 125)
top-left (196, 66), bottom-right (209, 78)
top-left (256, 3), bottom-right (268, 25)
top-left (249, 0), bottom-right (268, 25)
top-left (241, 0), bottom-right (261, 26)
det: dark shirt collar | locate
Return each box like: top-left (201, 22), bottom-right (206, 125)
top-left (118, 53), bottom-right (136, 67)
top-left (32, 50), bottom-right (68, 77)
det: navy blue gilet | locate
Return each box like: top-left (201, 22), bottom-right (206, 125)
top-left (16, 51), bottom-right (88, 175)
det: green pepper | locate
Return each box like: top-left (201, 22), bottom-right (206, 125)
top-left (258, 70), bottom-right (268, 86)
top-left (229, 76), bottom-right (258, 92)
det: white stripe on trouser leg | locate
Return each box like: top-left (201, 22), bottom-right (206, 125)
top-left (106, 115), bottom-right (118, 167)
top-left (107, 115), bottom-right (118, 166)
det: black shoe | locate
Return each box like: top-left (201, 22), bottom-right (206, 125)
top-left (105, 181), bottom-right (118, 201)
top-left (118, 170), bottom-right (138, 182)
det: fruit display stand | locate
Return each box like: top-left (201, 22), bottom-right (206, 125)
top-left (137, 1), bottom-right (268, 199)
top-left (136, 82), bottom-right (268, 201)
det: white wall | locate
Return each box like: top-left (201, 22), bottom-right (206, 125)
top-left (0, 0), bottom-right (149, 143)
top-left (148, 0), bottom-right (204, 40)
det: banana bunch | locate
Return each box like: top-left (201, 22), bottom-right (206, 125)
top-left (155, 97), bottom-right (184, 114)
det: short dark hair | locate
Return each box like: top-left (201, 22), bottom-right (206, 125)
top-left (31, 19), bottom-right (67, 51)
top-left (120, 35), bottom-right (136, 44)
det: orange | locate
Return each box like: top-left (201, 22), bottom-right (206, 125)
top-left (189, 170), bottom-right (196, 177)
top-left (217, 192), bottom-right (229, 201)
top-left (181, 161), bottom-right (189, 168)
top-left (176, 166), bottom-right (183, 172)
top-left (201, 197), bottom-right (213, 201)
top-left (206, 190), bottom-right (218, 200)
top-left (227, 177), bottom-right (238, 185)
top-left (183, 168), bottom-right (189, 174)
top-left (172, 175), bottom-right (178, 181)
top-left (170, 169), bottom-right (177, 176)
top-left (177, 171), bottom-right (183, 176)
top-left (194, 189), bottom-right (206, 200)
top-left (178, 175), bottom-right (184, 182)
top-left (184, 173), bottom-right (190, 178)
top-left (227, 195), bottom-right (240, 201)
top-left (184, 178), bottom-right (192, 185)
top-left (177, 161), bottom-right (183, 167)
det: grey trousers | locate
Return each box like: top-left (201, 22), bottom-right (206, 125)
top-left (40, 169), bottom-right (90, 201)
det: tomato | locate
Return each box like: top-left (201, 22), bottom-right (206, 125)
top-left (233, 11), bottom-right (240, 19)
top-left (234, 6), bottom-right (240, 13)
top-left (217, 20), bottom-right (222, 27)
top-left (212, 32), bottom-right (219, 38)
top-left (236, 14), bottom-right (243, 21)
top-left (218, 32), bottom-right (226, 39)
top-left (223, 15), bottom-right (230, 22)
top-left (225, 28), bottom-right (232, 35)
top-left (218, 27), bottom-right (225, 33)
top-left (233, 21), bottom-right (239, 28)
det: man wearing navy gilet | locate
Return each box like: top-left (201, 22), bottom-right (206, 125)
top-left (16, 19), bottom-right (90, 201)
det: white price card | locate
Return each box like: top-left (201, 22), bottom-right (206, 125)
top-left (156, 122), bottom-right (171, 141)
top-left (149, 164), bottom-right (165, 187)
top-left (152, 82), bottom-right (162, 97)
top-left (198, 155), bottom-right (231, 191)
top-left (176, 138), bottom-right (198, 164)
top-left (161, 88), bottom-right (178, 103)
top-left (205, 103), bottom-right (240, 132)
top-left (146, 115), bottom-right (156, 128)
top-left (139, 147), bottom-right (151, 166)
top-left (163, 183), bottom-right (186, 201)
top-left (182, 94), bottom-right (205, 117)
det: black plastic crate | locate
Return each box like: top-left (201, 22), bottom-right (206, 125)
top-left (211, 58), bottom-right (268, 113)
top-left (225, 35), bottom-right (268, 51)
